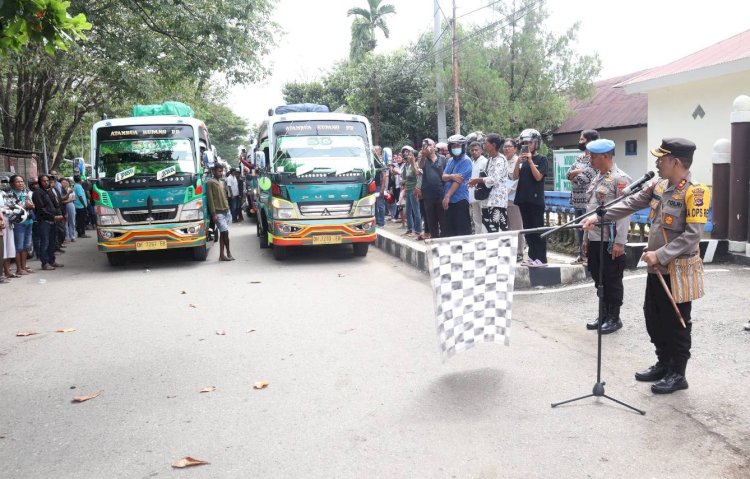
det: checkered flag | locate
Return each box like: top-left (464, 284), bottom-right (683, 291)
top-left (426, 234), bottom-right (518, 360)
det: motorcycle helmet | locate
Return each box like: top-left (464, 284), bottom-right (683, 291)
top-left (519, 128), bottom-right (542, 150)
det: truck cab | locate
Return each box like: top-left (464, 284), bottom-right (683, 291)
top-left (254, 105), bottom-right (377, 260)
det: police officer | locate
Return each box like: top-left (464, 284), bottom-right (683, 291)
top-left (583, 138), bottom-right (710, 394)
top-left (582, 139), bottom-right (631, 334)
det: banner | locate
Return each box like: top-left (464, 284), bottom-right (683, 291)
top-left (426, 233), bottom-right (518, 360)
top-left (553, 149), bottom-right (580, 192)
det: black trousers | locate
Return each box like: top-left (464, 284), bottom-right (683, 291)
top-left (586, 241), bottom-right (626, 306)
top-left (444, 199), bottom-right (471, 237)
top-left (518, 203), bottom-right (547, 263)
top-left (423, 197), bottom-right (446, 238)
top-left (419, 199), bottom-right (428, 235)
top-left (75, 208), bottom-right (88, 237)
top-left (644, 273), bottom-right (692, 375)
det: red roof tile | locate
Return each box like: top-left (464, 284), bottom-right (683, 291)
top-left (620, 29), bottom-right (750, 87)
top-left (554, 71), bottom-right (648, 135)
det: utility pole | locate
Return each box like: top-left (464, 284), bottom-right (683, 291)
top-left (451, 0), bottom-right (460, 135)
top-left (372, 71), bottom-right (380, 145)
top-left (434, 0), bottom-right (447, 142)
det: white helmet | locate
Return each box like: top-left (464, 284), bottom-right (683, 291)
top-left (519, 128), bottom-right (542, 149)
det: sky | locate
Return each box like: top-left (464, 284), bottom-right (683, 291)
top-left (228, 0), bottom-right (750, 128)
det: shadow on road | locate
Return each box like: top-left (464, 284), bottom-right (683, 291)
top-left (412, 367), bottom-right (506, 420)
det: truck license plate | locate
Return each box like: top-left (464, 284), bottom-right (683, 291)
top-left (312, 235), bottom-right (342, 245)
top-left (135, 240), bottom-right (167, 251)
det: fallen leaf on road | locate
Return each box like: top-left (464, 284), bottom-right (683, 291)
top-left (16, 332), bottom-right (38, 337)
top-left (337, 273), bottom-right (346, 277)
top-left (171, 457), bottom-right (210, 468)
top-left (56, 328), bottom-right (76, 333)
top-left (199, 386), bottom-right (216, 393)
top-left (188, 304), bottom-right (197, 309)
top-left (72, 391), bottom-right (101, 402)
top-left (253, 381), bottom-right (269, 390)
top-left (246, 329), bottom-right (256, 333)
top-left (180, 291), bottom-right (186, 294)
top-left (216, 330), bottom-right (226, 336)
top-left (250, 281), bottom-right (261, 284)
top-left (166, 395), bottom-right (177, 399)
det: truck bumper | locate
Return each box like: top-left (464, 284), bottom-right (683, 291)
top-left (96, 221), bottom-right (207, 252)
top-left (270, 217), bottom-right (376, 246)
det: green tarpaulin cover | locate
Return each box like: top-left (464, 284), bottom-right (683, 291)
top-left (131, 101), bottom-right (194, 118)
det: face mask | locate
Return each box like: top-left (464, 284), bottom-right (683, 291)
top-left (451, 148), bottom-right (462, 156)
top-left (578, 142), bottom-right (587, 151)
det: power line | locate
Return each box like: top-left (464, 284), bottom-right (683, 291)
top-left (435, 0), bottom-right (450, 24)
top-left (457, 0), bottom-right (506, 19)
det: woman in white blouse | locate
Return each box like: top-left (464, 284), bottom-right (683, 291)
top-left (468, 133), bottom-right (510, 233)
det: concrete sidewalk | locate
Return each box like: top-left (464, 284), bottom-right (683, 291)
top-left (375, 219), bottom-right (588, 289)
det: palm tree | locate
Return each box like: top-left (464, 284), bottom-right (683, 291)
top-left (347, 0), bottom-right (396, 61)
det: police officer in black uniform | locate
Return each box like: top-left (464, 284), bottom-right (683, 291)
top-left (582, 139), bottom-right (631, 334)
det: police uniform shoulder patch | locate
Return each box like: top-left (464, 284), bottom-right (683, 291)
top-left (686, 184), bottom-right (711, 224)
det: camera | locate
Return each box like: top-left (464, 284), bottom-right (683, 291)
top-left (521, 145), bottom-right (529, 154)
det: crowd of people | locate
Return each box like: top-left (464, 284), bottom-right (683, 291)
top-left (1, 170), bottom-right (96, 282)
top-left (373, 129), bottom-right (548, 266)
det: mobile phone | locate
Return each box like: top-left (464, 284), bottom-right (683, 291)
top-left (521, 145), bottom-right (529, 154)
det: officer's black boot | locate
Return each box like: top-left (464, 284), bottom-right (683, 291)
top-left (634, 361), bottom-right (669, 382)
top-left (651, 361), bottom-right (689, 394)
top-left (586, 304), bottom-right (607, 330)
top-left (600, 304), bottom-right (623, 335)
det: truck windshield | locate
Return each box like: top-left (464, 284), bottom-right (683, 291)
top-left (97, 139), bottom-right (196, 181)
top-left (273, 135), bottom-right (370, 175)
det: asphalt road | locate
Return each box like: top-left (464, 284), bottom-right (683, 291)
top-left (1, 222), bottom-right (748, 478)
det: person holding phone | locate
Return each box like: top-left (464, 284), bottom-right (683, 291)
top-left (513, 128), bottom-right (548, 267)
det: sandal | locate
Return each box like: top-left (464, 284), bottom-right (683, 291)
top-left (0, 277), bottom-right (9, 284)
top-left (7, 273), bottom-right (20, 278)
top-left (24, 268), bottom-right (34, 273)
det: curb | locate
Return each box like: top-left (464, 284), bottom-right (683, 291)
top-left (375, 228), bottom-right (588, 289)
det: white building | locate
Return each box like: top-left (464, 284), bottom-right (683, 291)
top-left (619, 29), bottom-right (750, 186)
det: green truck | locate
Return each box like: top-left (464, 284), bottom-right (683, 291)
top-left (254, 105), bottom-right (378, 260)
top-left (90, 104), bottom-right (213, 265)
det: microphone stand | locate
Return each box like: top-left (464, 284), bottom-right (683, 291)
top-left (541, 187), bottom-right (646, 415)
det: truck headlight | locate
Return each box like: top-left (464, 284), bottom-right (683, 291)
top-left (272, 197), bottom-right (297, 219)
top-left (353, 194), bottom-right (376, 217)
top-left (274, 207), bottom-right (295, 219)
top-left (99, 215), bottom-right (120, 226)
top-left (180, 209), bottom-right (204, 221)
top-left (182, 198), bottom-right (204, 210)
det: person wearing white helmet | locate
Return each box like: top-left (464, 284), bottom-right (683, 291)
top-left (440, 134), bottom-right (473, 236)
top-left (513, 128), bottom-right (548, 267)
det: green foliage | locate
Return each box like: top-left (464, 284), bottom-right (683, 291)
top-left (347, 0), bottom-right (395, 61)
top-left (197, 103), bottom-right (249, 162)
top-left (0, 0), bottom-right (276, 171)
top-left (287, 0), bottom-right (599, 149)
top-left (0, 0), bottom-right (91, 55)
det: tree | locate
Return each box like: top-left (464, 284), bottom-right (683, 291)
top-left (347, 0), bottom-right (395, 60)
top-left (441, 0), bottom-right (601, 137)
top-left (0, 0), bottom-right (277, 170)
top-left (0, 0), bottom-right (91, 55)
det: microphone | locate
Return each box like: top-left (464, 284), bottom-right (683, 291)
top-left (622, 171), bottom-right (655, 195)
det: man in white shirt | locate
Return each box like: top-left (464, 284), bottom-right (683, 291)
top-left (468, 141), bottom-right (488, 234)
top-left (225, 168), bottom-right (241, 223)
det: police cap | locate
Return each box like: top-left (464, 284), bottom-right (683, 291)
top-left (587, 139), bottom-right (615, 154)
top-left (651, 137), bottom-right (696, 161)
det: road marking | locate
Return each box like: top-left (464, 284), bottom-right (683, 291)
top-left (515, 269), bottom-right (730, 296)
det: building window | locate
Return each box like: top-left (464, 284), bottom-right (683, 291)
top-left (625, 140), bottom-right (637, 156)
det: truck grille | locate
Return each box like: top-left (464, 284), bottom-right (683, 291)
top-left (120, 207), bottom-right (178, 223)
top-left (298, 202), bottom-right (352, 218)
